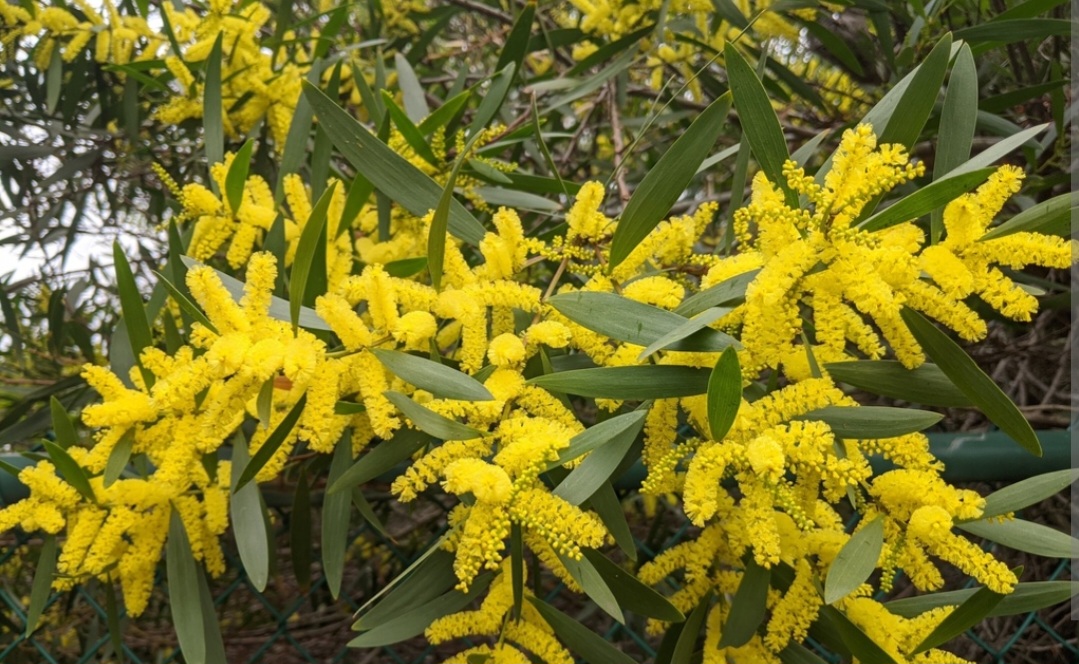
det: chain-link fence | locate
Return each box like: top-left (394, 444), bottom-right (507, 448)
top-left (1, 476), bottom-right (1074, 664)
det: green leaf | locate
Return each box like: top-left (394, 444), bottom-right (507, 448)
top-left (558, 551), bottom-right (624, 624)
top-left (549, 292), bottom-right (737, 352)
top-left (587, 481), bottom-right (637, 561)
top-left (886, 580), bottom-right (1079, 618)
top-left (290, 181), bottom-right (336, 330)
top-left (671, 592), bottom-right (712, 664)
top-left (196, 563), bottom-right (227, 664)
top-left (418, 90), bottom-right (471, 135)
top-left (225, 139), bottom-right (254, 214)
top-left (900, 308), bottom-right (1040, 456)
top-left (860, 168), bottom-right (995, 232)
top-left (323, 433), bottom-right (353, 599)
top-left (154, 270), bottom-right (217, 333)
top-left (981, 191), bottom-right (1076, 240)
top-left (911, 573), bottom-right (1010, 654)
top-left (528, 596), bottom-right (637, 664)
top-left (167, 510), bottom-right (207, 664)
top-left (384, 391), bottom-right (483, 440)
top-left (795, 406), bottom-right (942, 440)
top-left (113, 243), bottom-right (155, 388)
top-left (393, 52), bottom-right (428, 122)
top-left (230, 433), bottom-right (270, 592)
top-left (49, 396), bottom-right (77, 449)
top-left (639, 307), bottom-right (732, 361)
top-left (329, 427), bottom-right (430, 494)
top-left (554, 411), bottom-right (640, 505)
top-left (351, 487), bottom-right (389, 538)
top-left (707, 347), bottom-right (741, 441)
top-left (582, 549), bottom-right (684, 622)
top-left (931, 44), bottom-right (977, 242)
top-left (104, 582), bottom-right (124, 662)
top-left (725, 43), bottom-right (794, 204)
top-left (675, 269), bottom-right (758, 317)
top-left (528, 366), bottom-right (712, 400)
top-left (609, 93), bottom-right (731, 267)
top-left (468, 63), bottom-right (516, 137)
top-left (351, 575), bottom-right (494, 647)
top-left (256, 377), bottom-right (274, 429)
top-left (290, 469), bottom-right (312, 590)
top-left (276, 63), bottom-right (320, 201)
top-left (778, 643), bottom-right (832, 664)
top-left (511, 523), bottom-right (524, 620)
top-left (103, 431), bottom-right (133, 487)
top-left (495, 3), bottom-right (536, 77)
top-left (955, 18), bottom-right (1071, 43)
top-left (43, 441), bottom-right (95, 502)
top-left (382, 91), bottom-right (440, 166)
top-left (824, 360), bottom-right (972, 408)
top-left (371, 349), bottom-right (493, 401)
top-left (354, 550), bottom-right (456, 631)
top-left (949, 122), bottom-right (1048, 176)
top-left (551, 410), bottom-right (645, 469)
top-left (956, 519), bottom-right (1078, 558)
top-left (384, 256), bottom-right (428, 278)
top-left (979, 469), bottom-right (1079, 520)
top-left (24, 535), bottom-right (56, 636)
top-left (45, 48), bottom-right (61, 114)
top-left (818, 606), bottom-right (897, 664)
top-left (203, 34), bottom-right (224, 183)
top-left (824, 518), bottom-right (884, 604)
top-left (718, 560), bottom-right (770, 648)
top-left (235, 394), bottom-right (308, 491)
top-left (878, 33), bottom-right (951, 150)
top-left (302, 82), bottom-right (485, 245)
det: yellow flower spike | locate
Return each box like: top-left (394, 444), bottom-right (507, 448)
top-left (486, 333), bottom-right (525, 367)
top-left (745, 434), bottom-right (786, 483)
top-left (391, 310), bottom-right (438, 350)
top-left (391, 438), bottom-right (493, 502)
top-left (908, 505), bottom-right (1016, 593)
top-left (508, 488), bottom-right (607, 561)
top-left (186, 264), bottom-right (248, 333)
top-left (442, 458), bottom-right (512, 503)
top-left (316, 293), bottom-right (375, 350)
top-left (451, 501), bottom-right (512, 590)
top-left (353, 351), bottom-right (400, 437)
top-left (683, 443), bottom-right (732, 526)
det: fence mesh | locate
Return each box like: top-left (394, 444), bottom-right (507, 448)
top-left (1, 484), bottom-right (1074, 663)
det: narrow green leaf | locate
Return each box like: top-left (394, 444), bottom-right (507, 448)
top-left (860, 168), bottom-right (995, 232)
top-left (495, 3), bottom-right (536, 76)
top-left (276, 63), bottom-right (320, 201)
top-left (675, 269), bottom-right (758, 317)
top-left (113, 243), bottom-right (155, 388)
top-left (290, 468), bottom-right (312, 590)
top-left (981, 191), bottom-right (1075, 240)
top-left (104, 582), bottom-right (124, 663)
top-left (900, 308), bottom-right (1040, 456)
top-left (912, 572), bottom-right (1011, 654)
top-left (824, 360), bottom-right (972, 408)
top-left (418, 90), bottom-right (471, 135)
top-left (819, 606), bottom-right (897, 664)
top-left (639, 307), bottom-right (732, 361)
top-left (725, 43), bottom-right (794, 203)
top-left (381, 91), bottom-right (440, 166)
top-left (957, 519), bottom-right (1079, 558)
top-left (511, 523), bottom-right (524, 620)
top-left (235, 394), bottom-right (308, 491)
top-left (352, 487), bottom-right (389, 538)
top-left (707, 347), bottom-right (741, 441)
top-left (671, 592), bottom-right (712, 664)
top-left (230, 433), bottom-right (270, 592)
top-left (354, 550), bottom-right (456, 630)
top-left (583, 549), bottom-right (684, 622)
top-left (552, 411), bottom-right (645, 468)
top-left (554, 413), bottom-right (640, 505)
top-left (351, 575), bottom-right (494, 647)
top-left (559, 551), bottom-right (625, 624)
top-left (825, 518), bottom-right (884, 604)
top-left (796, 406), bottom-right (942, 440)
top-left (154, 269), bottom-right (216, 333)
top-left (384, 391), bottom-right (483, 440)
top-left (371, 349), bottom-right (493, 401)
top-left (886, 580), bottom-right (1079, 618)
top-left (878, 33), bottom-right (951, 150)
top-left (329, 428), bottom-right (430, 494)
top-left (955, 18), bottom-right (1072, 43)
top-left (103, 431), bottom-right (133, 487)
top-left (24, 535), bottom-right (56, 636)
top-left (323, 433), bottom-right (353, 599)
top-left (256, 377), bottom-right (274, 429)
top-left (203, 34), bottom-right (224, 183)
top-left (196, 563), bottom-right (227, 664)
top-left (225, 139), bottom-right (254, 214)
top-left (549, 291), bottom-right (737, 352)
top-left (931, 44), bottom-right (977, 242)
top-left (587, 481), bottom-right (637, 561)
top-left (394, 52), bottom-right (428, 122)
top-left (528, 366), bottom-right (712, 399)
top-left (718, 560), bottom-right (770, 648)
top-left (43, 441), bottom-right (95, 502)
top-left (778, 643), bottom-right (832, 664)
top-left (168, 510), bottom-right (206, 664)
top-left (979, 469), bottom-right (1079, 520)
top-left (302, 82), bottom-right (485, 245)
top-left (290, 181), bottom-right (336, 330)
top-left (384, 256), bottom-right (428, 278)
top-left (469, 63), bottom-right (516, 137)
top-left (45, 49), bottom-right (61, 114)
top-left (609, 93), bottom-right (731, 267)
top-left (49, 396), bottom-right (77, 449)
top-left (334, 401), bottom-right (366, 415)
top-left (528, 596), bottom-right (637, 664)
